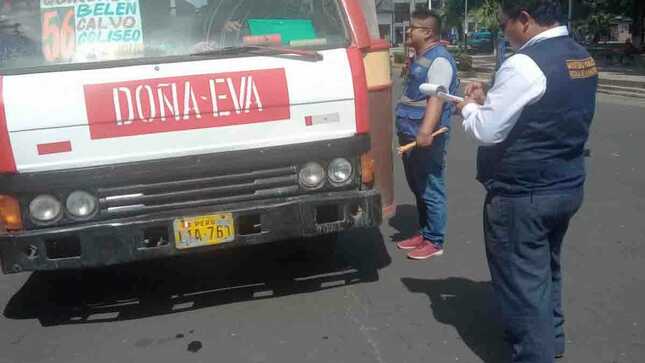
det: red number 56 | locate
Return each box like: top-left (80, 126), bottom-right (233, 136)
top-left (42, 9), bottom-right (75, 62)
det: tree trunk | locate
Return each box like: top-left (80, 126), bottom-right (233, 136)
top-left (633, 0), bottom-right (644, 49)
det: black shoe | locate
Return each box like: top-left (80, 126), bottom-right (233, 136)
top-left (555, 353), bottom-right (565, 359)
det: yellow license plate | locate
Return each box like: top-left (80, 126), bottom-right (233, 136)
top-left (173, 213), bottom-right (235, 250)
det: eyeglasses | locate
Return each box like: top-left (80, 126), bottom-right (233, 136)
top-left (408, 26), bottom-right (432, 31)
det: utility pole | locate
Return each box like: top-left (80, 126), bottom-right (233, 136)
top-left (464, 0), bottom-right (468, 48)
top-left (568, 0), bottom-right (573, 34)
top-left (633, 0), bottom-right (644, 49)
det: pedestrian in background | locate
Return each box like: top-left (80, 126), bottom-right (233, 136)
top-left (457, 0), bottom-right (598, 362)
top-left (395, 9), bottom-right (459, 260)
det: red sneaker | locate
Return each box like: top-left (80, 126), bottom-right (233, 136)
top-left (397, 234), bottom-right (425, 250)
top-left (407, 241), bottom-right (444, 260)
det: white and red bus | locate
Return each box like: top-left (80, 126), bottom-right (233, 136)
top-left (0, 0), bottom-right (393, 274)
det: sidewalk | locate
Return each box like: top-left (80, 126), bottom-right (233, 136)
top-left (596, 67), bottom-right (645, 98)
top-left (392, 52), bottom-right (645, 99)
top-left (456, 53), bottom-right (645, 99)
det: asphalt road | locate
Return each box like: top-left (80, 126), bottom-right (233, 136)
top-left (1, 77), bottom-right (644, 363)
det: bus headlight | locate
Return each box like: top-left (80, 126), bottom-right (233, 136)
top-left (66, 191), bottom-right (97, 218)
top-left (29, 195), bottom-right (62, 223)
top-left (299, 162), bottom-right (326, 189)
top-left (328, 158), bottom-right (353, 185)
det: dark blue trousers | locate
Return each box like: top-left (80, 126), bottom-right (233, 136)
top-left (400, 133), bottom-right (449, 246)
top-left (483, 188), bottom-right (583, 363)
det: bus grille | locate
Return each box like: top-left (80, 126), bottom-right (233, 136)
top-left (98, 166), bottom-right (299, 217)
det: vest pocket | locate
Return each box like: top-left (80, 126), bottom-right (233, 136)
top-left (395, 107), bottom-right (425, 120)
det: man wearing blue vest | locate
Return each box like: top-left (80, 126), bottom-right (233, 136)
top-left (457, 1), bottom-right (597, 362)
top-left (395, 9), bottom-right (459, 260)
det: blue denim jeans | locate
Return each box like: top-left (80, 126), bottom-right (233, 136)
top-left (400, 133), bottom-right (449, 247)
top-left (484, 188), bottom-right (584, 363)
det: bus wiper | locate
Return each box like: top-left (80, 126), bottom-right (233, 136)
top-left (190, 45), bottom-right (323, 62)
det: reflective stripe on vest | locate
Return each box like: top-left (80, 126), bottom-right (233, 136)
top-left (399, 95), bottom-right (428, 107)
top-left (414, 57), bottom-right (433, 68)
top-left (398, 56), bottom-right (434, 107)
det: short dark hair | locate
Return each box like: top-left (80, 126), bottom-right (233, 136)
top-left (411, 8), bottom-right (442, 33)
top-left (501, 0), bottom-right (562, 27)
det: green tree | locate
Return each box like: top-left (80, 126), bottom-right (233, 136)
top-left (444, 0), bottom-right (484, 38)
top-left (587, 13), bottom-right (613, 42)
top-left (580, 0), bottom-right (632, 17)
top-left (473, 0), bottom-right (501, 53)
top-left (577, 0), bottom-right (643, 47)
top-left (473, 0), bottom-right (500, 33)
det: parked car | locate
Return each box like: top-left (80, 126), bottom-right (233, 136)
top-left (468, 31), bottom-right (494, 53)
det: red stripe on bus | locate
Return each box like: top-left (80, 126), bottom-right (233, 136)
top-left (0, 76), bottom-right (17, 173)
top-left (347, 47), bottom-right (369, 134)
top-left (84, 68), bottom-right (290, 139)
top-left (340, 0), bottom-right (370, 48)
top-left (369, 38), bottom-right (391, 51)
top-left (37, 141), bottom-right (72, 155)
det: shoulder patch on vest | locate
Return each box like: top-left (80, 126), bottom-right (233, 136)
top-left (566, 57), bottom-right (598, 79)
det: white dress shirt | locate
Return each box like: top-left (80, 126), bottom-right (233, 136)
top-left (461, 26), bottom-right (570, 145)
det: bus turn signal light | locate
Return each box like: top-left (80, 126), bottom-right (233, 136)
top-left (361, 154), bottom-right (375, 187)
top-left (0, 195), bottom-right (23, 232)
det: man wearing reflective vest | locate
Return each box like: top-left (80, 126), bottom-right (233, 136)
top-left (457, 1), bottom-right (597, 362)
top-left (395, 9), bottom-right (459, 260)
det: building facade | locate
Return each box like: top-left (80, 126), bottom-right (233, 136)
top-left (375, 0), bottom-right (394, 43)
top-left (377, 0), bottom-right (446, 46)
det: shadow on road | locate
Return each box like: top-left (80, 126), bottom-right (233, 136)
top-left (3, 228), bottom-right (390, 327)
top-left (388, 204), bottom-right (419, 242)
top-left (401, 277), bottom-right (509, 363)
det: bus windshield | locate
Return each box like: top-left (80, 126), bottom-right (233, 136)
top-left (0, 0), bottom-right (348, 72)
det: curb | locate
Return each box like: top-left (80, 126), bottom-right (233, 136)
top-left (599, 78), bottom-right (645, 90)
top-left (459, 72), bottom-right (645, 99)
top-left (396, 64), bottom-right (645, 99)
top-left (597, 86), bottom-right (645, 99)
